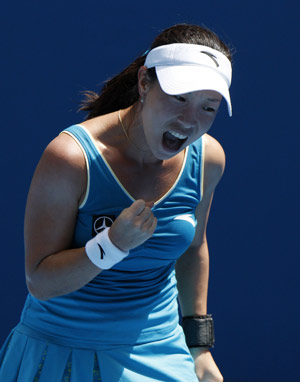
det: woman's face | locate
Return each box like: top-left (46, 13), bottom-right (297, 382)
top-left (140, 80), bottom-right (222, 160)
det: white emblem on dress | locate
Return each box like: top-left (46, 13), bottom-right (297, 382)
top-left (94, 216), bottom-right (114, 234)
top-left (173, 214), bottom-right (197, 227)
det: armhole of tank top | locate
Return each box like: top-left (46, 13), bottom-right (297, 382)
top-left (59, 130), bottom-right (90, 209)
top-left (199, 135), bottom-right (206, 202)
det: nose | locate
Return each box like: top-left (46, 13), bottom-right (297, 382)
top-left (177, 109), bottom-right (197, 130)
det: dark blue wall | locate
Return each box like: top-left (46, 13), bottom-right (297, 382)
top-left (0, 1), bottom-right (299, 381)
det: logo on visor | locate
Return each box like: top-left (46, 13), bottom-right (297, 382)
top-left (201, 51), bottom-right (219, 67)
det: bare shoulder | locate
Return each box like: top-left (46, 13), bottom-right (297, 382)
top-left (29, 132), bottom-right (87, 207)
top-left (24, 132), bottom-right (88, 278)
top-left (202, 133), bottom-right (226, 193)
top-left (42, 132), bottom-right (86, 171)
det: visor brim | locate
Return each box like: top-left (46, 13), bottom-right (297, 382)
top-left (155, 65), bottom-right (232, 117)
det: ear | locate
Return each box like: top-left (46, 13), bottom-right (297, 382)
top-left (137, 66), bottom-right (152, 98)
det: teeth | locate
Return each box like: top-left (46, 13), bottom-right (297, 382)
top-left (169, 131), bottom-right (187, 140)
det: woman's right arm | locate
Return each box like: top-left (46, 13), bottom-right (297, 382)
top-left (24, 133), bottom-right (102, 300)
top-left (25, 132), bottom-right (157, 301)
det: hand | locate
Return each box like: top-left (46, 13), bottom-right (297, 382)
top-left (190, 348), bottom-right (223, 382)
top-left (109, 199), bottom-right (157, 252)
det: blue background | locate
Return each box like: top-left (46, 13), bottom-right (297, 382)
top-left (0, 1), bottom-right (299, 381)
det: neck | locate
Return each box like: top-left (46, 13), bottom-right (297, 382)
top-left (118, 106), bottom-right (163, 166)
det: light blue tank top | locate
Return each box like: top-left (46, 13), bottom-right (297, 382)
top-left (20, 124), bottom-right (204, 348)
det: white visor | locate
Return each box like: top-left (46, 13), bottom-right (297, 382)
top-left (144, 43), bottom-right (232, 116)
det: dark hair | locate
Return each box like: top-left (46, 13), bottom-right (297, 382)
top-left (79, 24), bottom-right (232, 120)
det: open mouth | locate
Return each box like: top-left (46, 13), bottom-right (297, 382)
top-left (162, 131), bottom-right (188, 152)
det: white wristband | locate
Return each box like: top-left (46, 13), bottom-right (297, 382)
top-left (85, 228), bottom-right (129, 270)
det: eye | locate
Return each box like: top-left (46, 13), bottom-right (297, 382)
top-left (173, 95), bottom-right (186, 102)
top-left (202, 106), bottom-right (216, 113)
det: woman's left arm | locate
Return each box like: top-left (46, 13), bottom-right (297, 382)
top-left (175, 134), bottom-right (226, 382)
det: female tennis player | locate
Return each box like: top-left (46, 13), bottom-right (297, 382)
top-left (0, 23), bottom-right (232, 381)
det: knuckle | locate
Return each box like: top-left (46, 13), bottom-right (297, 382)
top-left (145, 206), bottom-right (151, 214)
top-left (132, 220), bottom-right (142, 231)
top-left (141, 226), bottom-right (150, 234)
top-left (140, 228), bottom-right (148, 236)
top-left (135, 199), bottom-right (145, 209)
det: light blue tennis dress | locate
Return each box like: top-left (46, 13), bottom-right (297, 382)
top-left (0, 124), bottom-right (205, 382)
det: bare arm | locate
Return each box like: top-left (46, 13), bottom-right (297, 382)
top-left (24, 133), bottom-right (102, 300)
top-left (175, 134), bottom-right (226, 315)
top-left (175, 135), bottom-right (226, 381)
top-left (25, 133), bottom-right (157, 301)
top-left (175, 194), bottom-right (213, 316)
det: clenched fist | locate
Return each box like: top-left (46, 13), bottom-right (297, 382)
top-left (108, 200), bottom-right (157, 252)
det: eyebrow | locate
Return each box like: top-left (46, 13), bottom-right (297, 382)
top-left (207, 97), bottom-right (221, 102)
